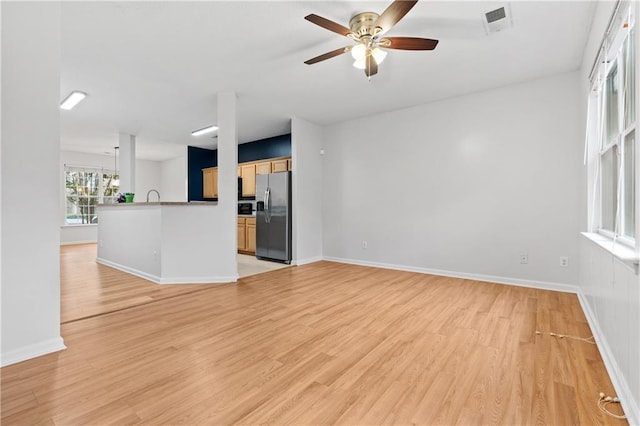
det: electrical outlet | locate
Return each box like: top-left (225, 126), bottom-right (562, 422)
top-left (99, 239), bottom-right (104, 248)
top-left (362, 241), bottom-right (368, 249)
top-left (560, 256), bottom-right (569, 267)
top-left (520, 254), bottom-right (528, 264)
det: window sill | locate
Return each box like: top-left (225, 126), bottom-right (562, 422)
top-left (61, 224), bottom-right (97, 228)
top-left (581, 232), bottom-right (639, 273)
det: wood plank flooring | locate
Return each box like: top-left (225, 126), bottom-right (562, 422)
top-left (3, 250), bottom-right (627, 424)
top-left (60, 244), bottom-right (210, 323)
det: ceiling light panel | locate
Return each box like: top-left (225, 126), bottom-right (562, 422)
top-left (60, 91), bottom-right (87, 110)
top-left (191, 125), bottom-right (218, 136)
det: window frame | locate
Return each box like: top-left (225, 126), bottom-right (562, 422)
top-left (64, 165), bottom-right (119, 226)
top-left (594, 13), bottom-right (637, 249)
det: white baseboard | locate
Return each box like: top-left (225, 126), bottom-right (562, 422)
top-left (323, 256), bottom-right (579, 294)
top-left (577, 291), bottom-right (640, 426)
top-left (293, 256), bottom-right (323, 266)
top-left (1, 337), bottom-right (66, 367)
top-left (96, 257), bottom-right (237, 285)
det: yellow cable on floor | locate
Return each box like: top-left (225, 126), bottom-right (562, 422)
top-left (597, 392), bottom-right (626, 420)
top-left (535, 330), bottom-right (596, 344)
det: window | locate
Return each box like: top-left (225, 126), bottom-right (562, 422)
top-left (623, 130), bottom-right (635, 238)
top-left (65, 166), bottom-right (119, 225)
top-left (588, 5), bottom-right (636, 248)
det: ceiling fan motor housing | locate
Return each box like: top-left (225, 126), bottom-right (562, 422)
top-left (349, 12), bottom-right (381, 38)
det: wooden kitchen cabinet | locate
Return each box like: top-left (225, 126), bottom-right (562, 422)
top-left (240, 164), bottom-right (256, 196)
top-left (233, 156), bottom-right (292, 198)
top-left (246, 217), bottom-right (256, 253)
top-left (271, 159), bottom-right (288, 173)
top-left (238, 216), bottom-right (256, 254)
top-left (237, 218), bottom-right (247, 251)
top-left (202, 167), bottom-right (218, 198)
top-left (255, 161), bottom-right (271, 175)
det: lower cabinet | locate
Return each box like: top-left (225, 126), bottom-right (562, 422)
top-left (237, 218), bottom-right (247, 251)
top-left (246, 217), bottom-right (256, 253)
top-left (238, 216), bottom-right (256, 254)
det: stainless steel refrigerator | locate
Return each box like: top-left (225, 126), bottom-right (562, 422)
top-left (256, 171), bottom-right (292, 263)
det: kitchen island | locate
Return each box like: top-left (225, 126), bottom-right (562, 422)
top-left (96, 202), bottom-right (238, 284)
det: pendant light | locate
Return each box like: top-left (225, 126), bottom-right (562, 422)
top-left (113, 146), bottom-right (120, 187)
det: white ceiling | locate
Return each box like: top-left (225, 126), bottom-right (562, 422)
top-left (60, 1), bottom-right (596, 161)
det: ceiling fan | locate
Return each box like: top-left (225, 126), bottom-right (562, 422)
top-left (304, 0), bottom-right (439, 79)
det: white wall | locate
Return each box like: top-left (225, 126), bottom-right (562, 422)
top-left (135, 158), bottom-right (162, 202)
top-left (97, 205), bottom-right (162, 278)
top-left (323, 71), bottom-right (583, 290)
top-left (161, 153), bottom-right (187, 202)
top-left (1, 2), bottom-right (66, 366)
top-left (579, 237), bottom-right (639, 424)
top-left (59, 150), bottom-right (162, 244)
top-left (577, 2), bottom-right (640, 423)
top-left (292, 117), bottom-right (324, 265)
top-left (97, 204), bottom-right (238, 283)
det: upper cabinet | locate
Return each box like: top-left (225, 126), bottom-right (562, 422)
top-left (240, 164), bottom-right (256, 197)
top-left (256, 161), bottom-right (272, 175)
top-left (202, 167), bottom-right (218, 199)
top-left (271, 159), bottom-right (288, 173)
top-left (203, 156), bottom-right (292, 199)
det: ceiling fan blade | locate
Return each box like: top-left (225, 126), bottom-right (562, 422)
top-left (305, 14), bottom-right (352, 37)
top-left (382, 37), bottom-right (439, 50)
top-left (373, 0), bottom-right (419, 36)
top-left (304, 46), bottom-right (351, 65)
top-left (365, 55), bottom-right (378, 77)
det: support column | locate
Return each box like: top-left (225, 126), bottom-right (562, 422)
top-left (1, 1), bottom-right (66, 366)
top-left (118, 133), bottom-right (136, 195)
top-left (217, 91), bottom-right (239, 278)
top-left (217, 91), bottom-right (238, 204)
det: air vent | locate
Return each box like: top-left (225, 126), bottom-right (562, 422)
top-left (485, 7), bottom-right (506, 24)
top-left (483, 4), bottom-right (512, 34)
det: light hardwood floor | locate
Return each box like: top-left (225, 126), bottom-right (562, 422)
top-left (60, 244), bottom-right (290, 323)
top-left (60, 244), bottom-right (209, 323)
top-left (2, 248), bottom-right (626, 425)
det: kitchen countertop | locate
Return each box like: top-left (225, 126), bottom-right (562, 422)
top-left (238, 214), bottom-right (256, 218)
top-left (98, 201), bottom-right (218, 207)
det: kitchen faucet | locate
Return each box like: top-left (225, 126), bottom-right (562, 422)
top-left (146, 189), bottom-right (160, 203)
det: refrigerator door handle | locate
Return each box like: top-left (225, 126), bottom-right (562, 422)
top-left (265, 187), bottom-right (271, 223)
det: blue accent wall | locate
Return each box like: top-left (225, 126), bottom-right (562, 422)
top-left (187, 146), bottom-right (216, 201)
top-left (187, 134), bottom-right (291, 201)
top-left (238, 134), bottom-right (291, 163)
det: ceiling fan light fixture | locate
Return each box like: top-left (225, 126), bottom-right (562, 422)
top-left (371, 47), bottom-right (387, 64)
top-left (303, 1), bottom-right (438, 79)
top-left (353, 58), bottom-right (366, 69)
top-left (351, 43), bottom-right (367, 60)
